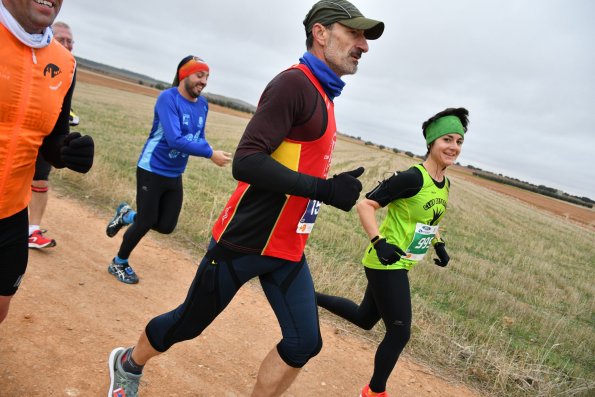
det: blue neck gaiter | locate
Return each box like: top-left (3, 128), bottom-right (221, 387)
top-left (299, 52), bottom-right (345, 101)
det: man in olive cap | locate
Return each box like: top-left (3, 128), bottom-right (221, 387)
top-left (106, 1), bottom-right (383, 396)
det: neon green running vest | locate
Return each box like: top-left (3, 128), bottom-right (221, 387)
top-left (362, 164), bottom-right (449, 271)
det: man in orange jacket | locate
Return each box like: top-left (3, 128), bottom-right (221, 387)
top-left (0, 0), bottom-right (94, 325)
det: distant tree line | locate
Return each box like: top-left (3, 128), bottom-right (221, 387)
top-left (344, 134), bottom-right (420, 159)
top-left (338, 133), bottom-right (593, 207)
top-left (133, 83), bottom-right (255, 115)
top-left (138, 80), bottom-right (168, 91)
top-left (202, 93), bottom-right (255, 115)
top-left (472, 170), bottom-right (593, 208)
top-left (75, 57), bottom-right (255, 116)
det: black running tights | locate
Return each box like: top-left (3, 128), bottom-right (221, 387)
top-left (118, 167), bottom-right (183, 259)
top-left (316, 267), bottom-right (411, 393)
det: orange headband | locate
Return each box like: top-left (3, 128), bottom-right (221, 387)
top-left (178, 57), bottom-right (210, 82)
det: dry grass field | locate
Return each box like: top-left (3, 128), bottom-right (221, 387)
top-left (450, 165), bottom-right (595, 231)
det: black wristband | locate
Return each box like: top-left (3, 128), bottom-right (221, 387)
top-left (370, 235), bottom-right (381, 245)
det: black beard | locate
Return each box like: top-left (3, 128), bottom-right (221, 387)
top-left (184, 80), bottom-right (201, 98)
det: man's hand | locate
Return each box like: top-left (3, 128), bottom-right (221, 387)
top-left (315, 167), bottom-right (364, 211)
top-left (60, 132), bottom-right (94, 173)
top-left (210, 150), bottom-right (232, 167)
top-left (374, 238), bottom-right (406, 265)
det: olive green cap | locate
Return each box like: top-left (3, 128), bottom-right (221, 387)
top-left (303, 0), bottom-right (384, 40)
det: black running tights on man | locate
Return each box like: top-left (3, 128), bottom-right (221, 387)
top-left (118, 167), bottom-right (183, 259)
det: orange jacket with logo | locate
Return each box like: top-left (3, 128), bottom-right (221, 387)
top-left (0, 24), bottom-right (76, 219)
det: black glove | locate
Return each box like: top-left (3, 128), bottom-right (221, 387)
top-left (433, 241), bottom-right (449, 267)
top-left (314, 167), bottom-right (364, 211)
top-left (374, 238), bottom-right (406, 265)
top-left (60, 132), bottom-right (94, 173)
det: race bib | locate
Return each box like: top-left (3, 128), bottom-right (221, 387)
top-left (296, 200), bottom-right (322, 234)
top-left (404, 223), bottom-right (438, 261)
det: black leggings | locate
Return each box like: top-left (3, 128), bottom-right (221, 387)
top-left (145, 241), bottom-right (322, 368)
top-left (316, 267), bottom-right (411, 393)
top-left (33, 154), bottom-right (52, 181)
top-left (118, 167), bottom-right (183, 259)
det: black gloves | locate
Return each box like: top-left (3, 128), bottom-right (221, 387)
top-left (374, 238), bottom-right (406, 265)
top-left (433, 241), bottom-right (450, 267)
top-left (60, 132), bottom-right (94, 173)
top-left (314, 167), bottom-right (364, 211)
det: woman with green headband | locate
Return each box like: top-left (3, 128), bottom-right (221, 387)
top-left (317, 107), bottom-right (469, 397)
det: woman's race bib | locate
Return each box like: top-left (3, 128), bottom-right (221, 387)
top-left (404, 223), bottom-right (438, 261)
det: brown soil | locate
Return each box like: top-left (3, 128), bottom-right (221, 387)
top-left (0, 192), bottom-right (482, 397)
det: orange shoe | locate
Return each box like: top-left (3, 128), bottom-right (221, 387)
top-left (28, 229), bottom-right (56, 248)
top-left (360, 384), bottom-right (389, 397)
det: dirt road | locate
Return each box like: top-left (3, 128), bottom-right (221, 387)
top-left (0, 192), bottom-right (481, 397)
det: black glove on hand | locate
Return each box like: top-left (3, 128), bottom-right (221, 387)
top-left (314, 167), bottom-right (364, 211)
top-left (375, 238), bottom-right (406, 265)
top-left (433, 241), bottom-right (450, 267)
top-left (60, 132), bottom-right (94, 173)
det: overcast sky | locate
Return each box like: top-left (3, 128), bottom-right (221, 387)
top-left (56, 0), bottom-right (595, 199)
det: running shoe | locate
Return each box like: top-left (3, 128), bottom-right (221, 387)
top-left (108, 259), bottom-right (139, 284)
top-left (28, 229), bottom-right (57, 249)
top-left (360, 384), bottom-right (389, 397)
top-left (106, 203), bottom-right (132, 238)
top-left (108, 347), bottom-right (142, 397)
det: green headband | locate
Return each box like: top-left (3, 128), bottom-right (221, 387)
top-left (425, 115), bottom-right (465, 145)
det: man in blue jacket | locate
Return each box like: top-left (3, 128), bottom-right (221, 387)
top-left (105, 55), bottom-right (231, 284)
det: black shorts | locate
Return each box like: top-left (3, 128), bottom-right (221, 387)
top-left (33, 154), bottom-right (52, 181)
top-left (0, 208), bottom-right (29, 296)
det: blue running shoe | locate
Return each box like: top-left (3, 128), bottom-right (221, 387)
top-left (108, 259), bottom-right (139, 284)
top-left (106, 203), bottom-right (132, 238)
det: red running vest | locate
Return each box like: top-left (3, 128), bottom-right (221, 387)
top-left (212, 64), bottom-right (337, 261)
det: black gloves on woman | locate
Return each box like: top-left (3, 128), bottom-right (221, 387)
top-left (433, 241), bottom-right (450, 267)
top-left (374, 237), bottom-right (406, 265)
top-left (373, 236), bottom-right (450, 267)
